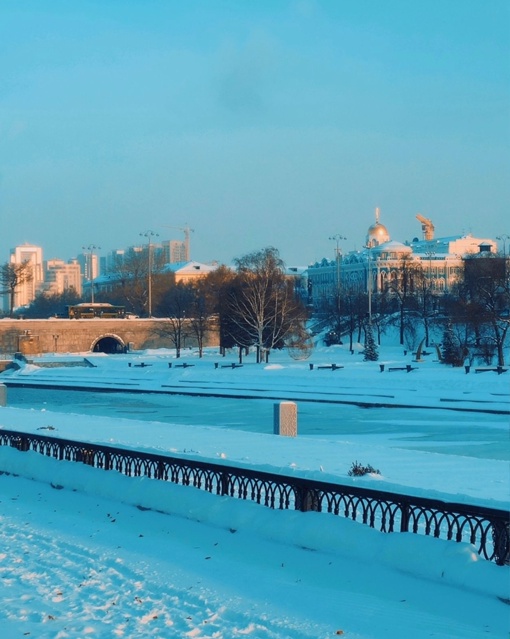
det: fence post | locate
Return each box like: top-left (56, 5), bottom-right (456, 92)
top-left (492, 519), bottom-right (510, 566)
top-left (0, 383), bottom-right (6, 407)
top-left (296, 486), bottom-right (320, 512)
top-left (220, 470), bottom-right (229, 496)
top-left (400, 499), bottom-right (410, 533)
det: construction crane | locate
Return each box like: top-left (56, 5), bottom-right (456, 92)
top-left (416, 214), bottom-right (435, 241)
top-left (161, 225), bottom-right (194, 261)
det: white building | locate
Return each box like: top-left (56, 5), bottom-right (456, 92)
top-left (43, 259), bottom-right (82, 296)
top-left (307, 210), bottom-right (498, 309)
top-left (7, 244), bottom-right (44, 310)
top-left (77, 251), bottom-right (100, 285)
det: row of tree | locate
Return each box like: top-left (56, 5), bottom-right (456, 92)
top-left (319, 253), bottom-right (509, 366)
top-left (1, 248), bottom-right (310, 363)
top-left (2, 248), bottom-right (509, 366)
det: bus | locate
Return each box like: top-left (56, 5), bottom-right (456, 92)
top-left (67, 303), bottom-right (126, 319)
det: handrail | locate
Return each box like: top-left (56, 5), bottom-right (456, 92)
top-left (1, 428), bottom-right (508, 565)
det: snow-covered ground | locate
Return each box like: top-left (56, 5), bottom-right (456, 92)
top-left (0, 342), bottom-right (509, 638)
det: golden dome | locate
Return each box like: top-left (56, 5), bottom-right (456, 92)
top-left (366, 222), bottom-right (390, 247)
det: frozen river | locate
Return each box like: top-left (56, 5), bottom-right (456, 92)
top-left (7, 386), bottom-right (508, 461)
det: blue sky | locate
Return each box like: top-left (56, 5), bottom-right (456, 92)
top-left (1, 0), bottom-right (509, 266)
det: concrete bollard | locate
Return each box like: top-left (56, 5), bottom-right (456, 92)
top-left (0, 383), bottom-right (6, 407)
top-left (274, 401), bottom-right (297, 437)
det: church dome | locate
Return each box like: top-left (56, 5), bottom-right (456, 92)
top-left (366, 221), bottom-right (390, 247)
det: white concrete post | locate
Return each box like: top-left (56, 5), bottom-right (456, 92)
top-left (0, 383), bottom-right (6, 407)
top-left (273, 401), bottom-right (297, 437)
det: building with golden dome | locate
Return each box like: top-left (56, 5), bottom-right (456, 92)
top-left (307, 209), bottom-right (498, 310)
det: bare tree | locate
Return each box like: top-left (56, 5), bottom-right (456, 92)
top-left (177, 281), bottom-right (213, 358)
top-left (383, 254), bottom-right (421, 345)
top-left (462, 254), bottom-right (510, 366)
top-left (0, 261), bottom-right (34, 317)
top-left (411, 262), bottom-right (437, 347)
top-left (154, 283), bottom-right (195, 358)
top-left (102, 248), bottom-right (169, 316)
top-left (226, 247), bottom-right (308, 363)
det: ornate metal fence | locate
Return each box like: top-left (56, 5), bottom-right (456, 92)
top-left (1, 428), bottom-right (508, 566)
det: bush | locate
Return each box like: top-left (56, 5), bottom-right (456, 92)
top-left (348, 461), bottom-right (380, 477)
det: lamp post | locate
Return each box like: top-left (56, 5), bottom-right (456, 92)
top-left (364, 244), bottom-right (373, 323)
top-left (496, 234), bottom-right (509, 257)
top-left (425, 248), bottom-right (436, 289)
top-left (82, 244), bottom-right (101, 303)
top-left (329, 234), bottom-right (346, 316)
top-left (140, 230), bottom-right (159, 317)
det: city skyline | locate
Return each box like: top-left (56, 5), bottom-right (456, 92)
top-left (1, 1), bottom-right (509, 266)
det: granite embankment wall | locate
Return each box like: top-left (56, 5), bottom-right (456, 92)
top-left (0, 318), bottom-right (218, 356)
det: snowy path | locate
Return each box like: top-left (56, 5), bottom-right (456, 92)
top-left (1, 472), bottom-right (508, 639)
top-left (0, 474), bottom-right (333, 639)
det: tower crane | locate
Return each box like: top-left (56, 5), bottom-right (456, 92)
top-left (416, 214), bottom-right (435, 241)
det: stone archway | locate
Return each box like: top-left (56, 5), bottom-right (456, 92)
top-left (90, 334), bottom-right (126, 354)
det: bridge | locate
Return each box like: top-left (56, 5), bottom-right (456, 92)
top-left (0, 318), bottom-right (218, 356)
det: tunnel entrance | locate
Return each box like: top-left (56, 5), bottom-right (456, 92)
top-left (91, 335), bottom-right (126, 354)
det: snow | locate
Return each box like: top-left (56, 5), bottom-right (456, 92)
top-left (0, 341), bottom-right (509, 638)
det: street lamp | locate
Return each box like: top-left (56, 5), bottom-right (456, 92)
top-left (424, 248), bottom-right (436, 289)
top-left (496, 234), bottom-right (509, 257)
top-left (82, 244), bottom-right (101, 303)
top-left (364, 244), bottom-right (373, 323)
top-left (140, 230), bottom-right (159, 317)
top-left (329, 234), bottom-right (347, 315)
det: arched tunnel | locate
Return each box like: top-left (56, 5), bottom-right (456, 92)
top-left (92, 335), bottom-right (126, 354)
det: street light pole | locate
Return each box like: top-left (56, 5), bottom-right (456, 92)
top-left (329, 234), bottom-right (347, 318)
top-left (364, 244), bottom-right (373, 323)
top-left (82, 244), bottom-right (101, 303)
top-left (140, 230), bottom-right (159, 317)
top-left (425, 248), bottom-right (436, 289)
top-left (496, 234), bottom-right (509, 257)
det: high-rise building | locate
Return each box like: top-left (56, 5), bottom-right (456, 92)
top-left (43, 259), bottom-right (82, 296)
top-left (8, 244), bottom-right (44, 309)
top-left (77, 251), bottom-right (100, 284)
top-left (161, 240), bottom-right (187, 263)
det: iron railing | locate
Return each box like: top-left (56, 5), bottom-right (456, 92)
top-left (1, 428), bottom-right (508, 566)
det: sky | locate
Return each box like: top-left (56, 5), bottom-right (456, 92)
top-left (0, 338), bottom-right (509, 637)
top-left (1, 0), bottom-right (509, 267)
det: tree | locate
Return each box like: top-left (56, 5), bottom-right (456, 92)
top-left (154, 283), bottom-right (196, 358)
top-left (383, 254), bottom-right (421, 345)
top-left (199, 266), bottom-right (236, 354)
top-left (460, 254), bottom-right (510, 366)
top-left (23, 288), bottom-right (82, 319)
top-left (441, 322), bottom-right (464, 366)
top-left (225, 247), bottom-right (308, 363)
top-left (0, 261), bottom-right (34, 317)
top-left (363, 321), bottom-right (379, 361)
top-left (102, 248), bottom-right (169, 316)
top-left (179, 279), bottom-right (218, 358)
top-left (411, 261), bottom-right (437, 347)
